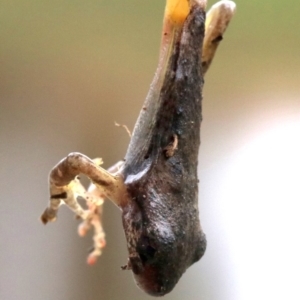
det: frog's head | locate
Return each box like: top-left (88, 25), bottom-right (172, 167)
top-left (127, 230), bottom-right (207, 296)
top-left (122, 196), bottom-right (206, 296)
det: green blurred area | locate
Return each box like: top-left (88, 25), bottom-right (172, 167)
top-left (1, 0), bottom-right (299, 150)
top-left (1, 0), bottom-right (299, 81)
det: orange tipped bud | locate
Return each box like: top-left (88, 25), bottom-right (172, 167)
top-left (165, 0), bottom-right (190, 25)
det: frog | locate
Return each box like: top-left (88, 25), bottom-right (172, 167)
top-left (41, 0), bottom-right (236, 296)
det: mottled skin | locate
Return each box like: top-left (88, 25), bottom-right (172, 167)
top-left (41, 0), bottom-right (236, 296)
top-left (121, 5), bottom-right (207, 296)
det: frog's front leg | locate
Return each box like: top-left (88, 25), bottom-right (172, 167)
top-left (40, 152), bottom-right (127, 264)
top-left (41, 152), bottom-right (125, 223)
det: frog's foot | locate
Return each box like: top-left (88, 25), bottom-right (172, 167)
top-left (40, 152), bottom-right (127, 263)
top-left (40, 174), bottom-right (88, 224)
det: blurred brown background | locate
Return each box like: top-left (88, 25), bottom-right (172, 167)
top-left (1, 0), bottom-right (300, 299)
